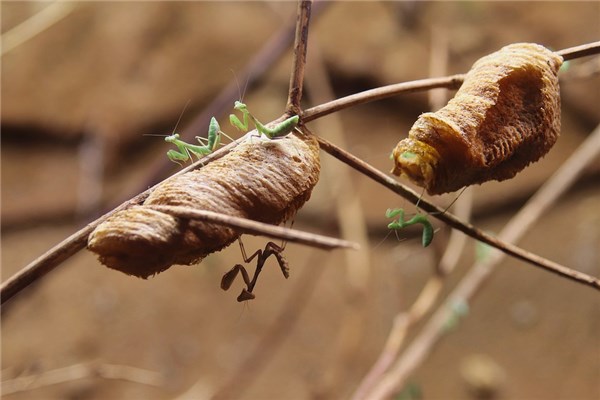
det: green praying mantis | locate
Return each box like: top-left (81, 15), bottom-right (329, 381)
top-left (229, 101), bottom-right (300, 139)
top-left (164, 117), bottom-right (227, 164)
top-left (386, 208), bottom-right (434, 248)
top-left (164, 101), bottom-right (300, 165)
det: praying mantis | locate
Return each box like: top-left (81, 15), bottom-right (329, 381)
top-left (386, 208), bottom-right (434, 248)
top-left (165, 117), bottom-right (228, 164)
top-left (229, 101), bottom-right (300, 139)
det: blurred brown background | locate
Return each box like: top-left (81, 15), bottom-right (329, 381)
top-left (2, 2), bottom-right (599, 399)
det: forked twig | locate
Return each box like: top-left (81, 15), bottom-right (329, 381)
top-left (140, 1), bottom-right (328, 190)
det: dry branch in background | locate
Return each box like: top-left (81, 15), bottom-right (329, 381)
top-left (1, 362), bottom-right (164, 395)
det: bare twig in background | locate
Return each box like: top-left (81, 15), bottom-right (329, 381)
top-left (557, 40), bottom-right (600, 61)
top-left (427, 26), bottom-right (450, 113)
top-left (148, 206), bottom-right (357, 251)
top-left (1, 361), bottom-right (164, 395)
top-left (1, 1), bottom-right (76, 56)
top-left (76, 128), bottom-right (105, 218)
top-left (436, 188), bottom-right (473, 275)
top-left (366, 123), bottom-right (600, 400)
top-left (306, 43), bottom-right (372, 398)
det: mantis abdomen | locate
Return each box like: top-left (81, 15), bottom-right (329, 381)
top-left (88, 131), bottom-right (320, 278)
top-left (391, 43), bottom-right (563, 195)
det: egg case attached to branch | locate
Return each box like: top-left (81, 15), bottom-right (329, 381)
top-left (391, 43), bottom-right (563, 195)
top-left (88, 129), bottom-right (320, 278)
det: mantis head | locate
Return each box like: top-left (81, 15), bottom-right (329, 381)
top-left (233, 101), bottom-right (248, 113)
top-left (165, 133), bottom-right (180, 143)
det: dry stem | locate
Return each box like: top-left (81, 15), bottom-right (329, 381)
top-left (147, 205), bottom-right (357, 251)
top-left (286, 0), bottom-right (312, 114)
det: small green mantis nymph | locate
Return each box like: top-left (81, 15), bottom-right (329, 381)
top-left (229, 101), bottom-right (300, 139)
top-left (166, 117), bottom-right (227, 164)
top-left (386, 208), bottom-right (434, 247)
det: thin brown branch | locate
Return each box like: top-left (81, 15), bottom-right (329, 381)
top-left (365, 123), bottom-right (600, 400)
top-left (147, 205), bottom-right (358, 251)
top-left (313, 132), bottom-right (600, 291)
top-left (303, 75), bottom-right (466, 122)
top-left (557, 40), bottom-right (600, 61)
top-left (286, 0), bottom-right (312, 114)
top-left (303, 41), bottom-right (600, 123)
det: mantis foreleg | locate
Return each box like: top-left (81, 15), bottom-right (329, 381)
top-left (165, 133), bottom-right (211, 164)
top-left (166, 117), bottom-right (232, 165)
